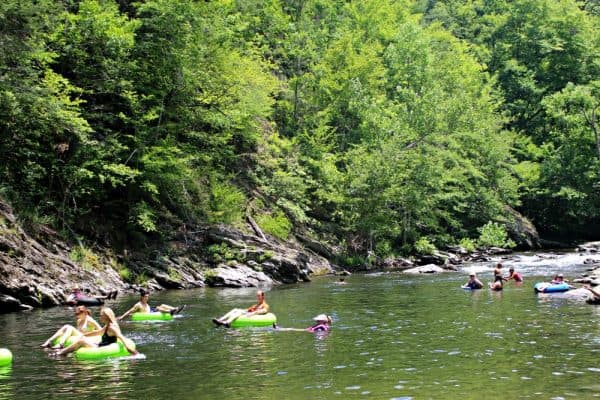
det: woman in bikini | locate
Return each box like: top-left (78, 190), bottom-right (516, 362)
top-left (41, 306), bottom-right (101, 348)
top-left (56, 307), bottom-right (137, 356)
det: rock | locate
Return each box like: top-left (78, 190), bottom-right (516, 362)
top-left (382, 258), bottom-right (413, 270)
top-left (206, 263), bottom-right (273, 288)
top-left (415, 254), bottom-right (446, 266)
top-left (0, 294), bottom-right (23, 313)
top-left (486, 247), bottom-right (513, 255)
top-left (583, 258), bottom-right (600, 265)
top-left (403, 264), bottom-right (446, 274)
top-left (504, 207), bottom-right (540, 250)
top-left (154, 272), bottom-right (185, 289)
top-left (295, 234), bottom-right (334, 259)
top-left (577, 242), bottom-right (600, 253)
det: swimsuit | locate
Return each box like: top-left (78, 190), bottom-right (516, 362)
top-left (467, 281), bottom-right (482, 289)
top-left (98, 326), bottom-right (117, 347)
top-left (306, 323), bottom-right (329, 332)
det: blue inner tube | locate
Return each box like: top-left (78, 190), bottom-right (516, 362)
top-left (534, 282), bottom-right (571, 293)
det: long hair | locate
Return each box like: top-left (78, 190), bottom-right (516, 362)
top-left (75, 305), bottom-right (91, 316)
top-left (100, 307), bottom-right (118, 325)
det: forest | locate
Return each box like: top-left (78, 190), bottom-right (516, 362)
top-left (0, 0), bottom-right (598, 267)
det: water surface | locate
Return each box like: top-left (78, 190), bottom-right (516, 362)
top-left (0, 255), bottom-right (598, 399)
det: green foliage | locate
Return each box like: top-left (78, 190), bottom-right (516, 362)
top-left (206, 243), bottom-right (238, 263)
top-left (118, 267), bottom-right (132, 282)
top-left (255, 211), bottom-right (292, 240)
top-left (477, 222), bottom-right (516, 249)
top-left (414, 237), bottom-right (437, 255)
top-left (207, 180), bottom-right (246, 225)
top-left (459, 238), bottom-right (477, 252)
top-left (70, 246), bottom-right (101, 271)
top-left (1, 0), bottom-right (598, 258)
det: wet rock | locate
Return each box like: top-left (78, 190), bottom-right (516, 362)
top-left (486, 247), bottom-right (513, 255)
top-left (577, 241), bottom-right (600, 252)
top-left (403, 264), bottom-right (446, 274)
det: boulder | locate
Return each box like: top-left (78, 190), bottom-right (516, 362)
top-left (504, 207), bottom-right (540, 250)
top-left (206, 263), bottom-right (273, 288)
top-left (403, 264), bottom-right (446, 274)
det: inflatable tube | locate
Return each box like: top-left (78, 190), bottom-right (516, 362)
top-left (230, 313), bottom-right (277, 328)
top-left (74, 339), bottom-right (135, 360)
top-left (0, 349), bottom-right (12, 367)
top-left (131, 312), bottom-right (173, 321)
top-left (76, 296), bottom-right (104, 306)
top-left (534, 282), bottom-right (571, 293)
top-left (53, 334), bottom-right (101, 348)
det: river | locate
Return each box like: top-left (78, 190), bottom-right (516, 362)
top-left (0, 252), bottom-right (598, 399)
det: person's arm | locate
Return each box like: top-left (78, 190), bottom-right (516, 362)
top-left (247, 302), bottom-right (269, 316)
top-left (110, 324), bottom-right (138, 355)
top-left (118, 303), bottom-right (141, 320)
top-left (86, 316), bottom-right (102, 331)
top-left (83, 327), bottom-right (104, 337)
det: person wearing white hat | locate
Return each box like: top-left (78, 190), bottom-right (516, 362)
top-left (272, 314), bottom-right (332, 332)
top-left (306, 314), bottom-right (332, 332)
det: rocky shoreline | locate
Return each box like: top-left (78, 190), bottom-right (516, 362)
top-left (1, 199), bottom-right (598, 313)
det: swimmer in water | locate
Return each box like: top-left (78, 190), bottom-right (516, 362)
top-left (503, 267), bottom-right (523, 283)
top-left (462, 272), bottom-right (484, 289)
top-left (273, 314), bottom-right (332, 332)
top-left (489, 274), bottom-right (504, 291)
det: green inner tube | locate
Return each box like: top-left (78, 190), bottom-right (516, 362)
top-left (53, 334), bottom-right (101, 348)
top-left (230, 313), bottom-right (277, 328)
top-left (74, 339), bottom-right (136, 360)
top-left (0, 349), bottom-right (13, 366)
top-left (131, 312), bottom-right (173, 321)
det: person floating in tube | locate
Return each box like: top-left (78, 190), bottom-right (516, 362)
top-left (212, 290), bottom-right (269, 328)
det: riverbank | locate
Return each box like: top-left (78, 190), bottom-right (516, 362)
top-left (1, 197), bottom-right (599, 313)
top-left (0, 201), bottom-right (333, 313)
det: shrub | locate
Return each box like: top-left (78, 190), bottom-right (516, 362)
top-left (119, 267), bottom-right (132, 282)
top-left (70, 246), bottom-right (101, 271)
top-left (255, 211), bottom-right (291, 240)
top-left (459, 238), bottom-right (477, 252)
top-left (477, 222), bottom-right (516, 249)
top-left (414, 237), bottom-right (436, 255)
top-left (208, 181), bottom-right (246, 224)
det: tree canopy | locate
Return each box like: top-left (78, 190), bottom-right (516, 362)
top-left (0, 0), bottom-right (598, 260)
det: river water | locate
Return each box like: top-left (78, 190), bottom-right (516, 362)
top-left (0, 252), bottom-right (598, 399)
